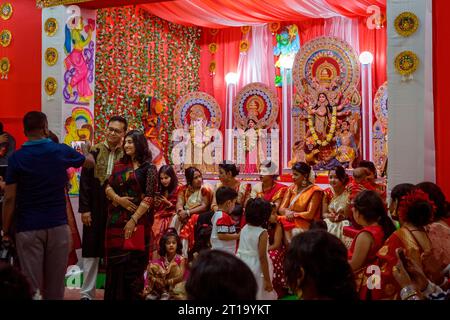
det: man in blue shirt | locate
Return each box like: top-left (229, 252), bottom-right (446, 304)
top-left (1, 111), bottom-right (94, 299)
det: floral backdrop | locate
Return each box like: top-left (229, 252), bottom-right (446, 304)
top-left (94, 6), bottom-right (201, 160)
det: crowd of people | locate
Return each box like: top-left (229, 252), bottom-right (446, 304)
top-left (0, 112), bottom-right (449, 301)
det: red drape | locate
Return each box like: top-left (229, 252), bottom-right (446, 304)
top-left (324, 0), bottom-right (385, 18)
top-left (358, 19), bottom-right (387, 93)
top-left (141, 0), bottom-right (386, 28)
top-left (433, 0), bottom-right (450, 198)
top-left (199, 28), bottom-right (241, 133)
top-left (0, 0), bottom-right (41, 148)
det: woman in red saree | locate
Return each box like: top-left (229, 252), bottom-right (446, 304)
top-left (104, 130), bottom-right (158, 300)
top-left (251, 160), bottom-right (287, 298)
top-left (278, 162), bottom-right (323, 243)
top-left (151, 165), bottom-right (180, 259)
top-left (417, 182), bottom-right (450, 266)
top-left (348, 190), bottom-right (396, 299)
top-left (374, 189), bottom-right (435, 300)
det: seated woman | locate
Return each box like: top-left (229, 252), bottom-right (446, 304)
top-left (388, 183), bottom-right (415, 223)
top-left (172, 167), bottom-right (212, 257)
top-left (143, 229), bottom-right (186, 300)
top-left (104, 130), bottom-right (158, 300)
top-left (211, 161), bottom-right (252, 212)
top-left (322, 166), bottom-right (351, 242)
top-left (284, 229), bottom-right (358, 300)
top-left (151, 165), bottom-right (181, 259)
top-left (374, 188), bottom-right (435, 300)
top-left (416, 182), bottom-right (450, 267)
top-left (278, 162), bottom-right (323, 243)
top-left (348, 190), bottom-right (396, 299)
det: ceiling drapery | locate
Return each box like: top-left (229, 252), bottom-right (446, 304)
top-left (140, 0), bottom-right (386, 28)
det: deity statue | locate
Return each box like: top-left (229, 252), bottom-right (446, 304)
top-left (144, 97), bottom-right (166, 168)
top-left (336, 119), bottom-right (358, 167)
top-left (243, 118), bottom-right (259, 174)
top-left (185, 105), bottom-right (215, 173)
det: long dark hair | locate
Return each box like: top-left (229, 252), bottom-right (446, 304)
top-left (353, 190), bottom-right (396, 240)
top-left (185, 166), bottom-right (202, 187)
top-left (121, 130), bottom-right (152, 164)
top-left (315, 93), bottom-right (333, 114)
top-left (219, 161), bottom-right (239, 177)
top-left (292, 162), bottom-right (311, 177)
top-left (416, 182), bottom-right (450, 221)
top-left (186, 250), bottom-right (257, 300)
top-left (329, 165), bottom-right (349, 186)
top-left (158, 165), bottom-right (178, 195)
top-left (284, 230), bottom-right (358, 300)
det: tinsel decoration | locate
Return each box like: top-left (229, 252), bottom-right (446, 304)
top-left (94, 6), bottom-right (201, 164)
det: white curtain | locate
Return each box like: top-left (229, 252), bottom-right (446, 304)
top-left (237, 24), bottom-right (276, 93)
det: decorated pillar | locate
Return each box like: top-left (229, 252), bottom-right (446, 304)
top-left (41, 5), bottom-right (96, 194)
top-left (387, 0), bottom-right (435, 190)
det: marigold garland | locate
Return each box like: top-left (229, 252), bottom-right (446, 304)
top-left (307, 106), bottom-right (337, 147)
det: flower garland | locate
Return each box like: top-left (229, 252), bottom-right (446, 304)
top-left (94, 6), bottom-right (201, 163)
top-left (307, 106), bottom-right (337, 147)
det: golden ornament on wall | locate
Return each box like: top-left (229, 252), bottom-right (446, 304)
top-left (394, 12), bottom-right (419, 37)
top-left (44, 18), bottom-right (58, 37)
top-left (45, 77), bottom-right (57, 96)
top-left (241, 26), bottom-right (250, 34)
top-left (45, 47), bottom-right (58, 66)
top-left (239, 40), bottom-right (249, 53)
top-left (0, 57), bottom-right (10, 79)
top-left (269, 22), bottom-right (281, 34)
top-left (0, 29), bottom-right (12, 47)
top-left (209, 28), bottom-right (219, 36)
top-left (0, 3), bottom-right (13, 20)
top-left (208, 43), bottom-right (218, 54)
top-left (208, 60), bottom-right (216, 75)
top-left (395, 51), bottom-right (419, 76)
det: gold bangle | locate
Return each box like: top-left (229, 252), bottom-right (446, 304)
top-left (131, 216), bottom-right (138, 224)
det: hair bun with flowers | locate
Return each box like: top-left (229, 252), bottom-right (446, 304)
top-left (398, 189), bottom-right (436, 223)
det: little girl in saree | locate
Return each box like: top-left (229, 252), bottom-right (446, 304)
top-left (143, 229), bottom-right (186, 300)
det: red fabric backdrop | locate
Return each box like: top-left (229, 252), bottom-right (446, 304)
top-left (433, 0), bottom-right (450, 198)
top-left (0, 0), bottom-right (41, 148)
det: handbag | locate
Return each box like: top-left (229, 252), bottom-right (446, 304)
top-left (123, 225), bottom-right (146, 251)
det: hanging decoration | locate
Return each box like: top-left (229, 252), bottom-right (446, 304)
top-left (0, 3), bottom-right (12, 20)
top-left (44, 77), bottom-right (57, 96)
top-left (209, 28), bottom-right (219, 36)
top-left (94, 6), bottom-right (201, 163)
top-left (394, 12), bottom-right (419, 37)
top-left (273, 24), bottom-right (300, 87)
top-left (239, 39), bottom-right (249, 54)
top-left (44, 47), bottom-right (58, 66)
top-left (44, 18), bottom-right (58, 36)
top-left (241, 26), bottom-right (250, 34)
top-left (0, 57), bottom-right (10, 79)
top-left (395, 50), bottom-right (419, 80)
top-left (269, 22), bottom-right (280, 35)
top-left (208, 43), bottom-right (217, 54)
top-left (209, 60), bottom-right (216, 75)
top-left (0, 29), bottom-right (11, 47)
